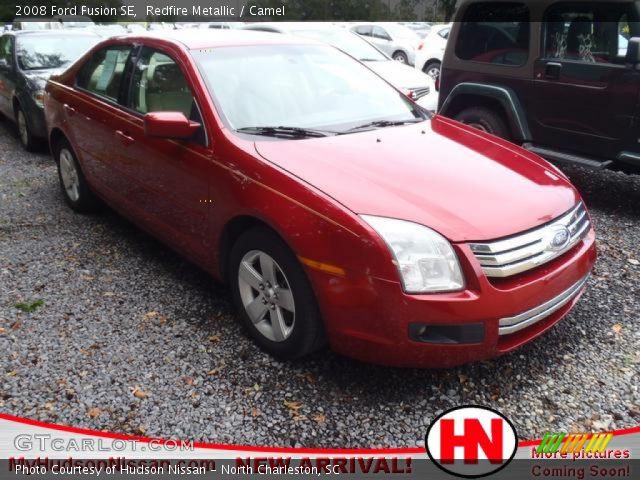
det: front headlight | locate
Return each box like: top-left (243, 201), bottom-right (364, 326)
top-left (361, 215), bottom-right (464, 293)
top-left (32, 90), bottom-right (45, 108)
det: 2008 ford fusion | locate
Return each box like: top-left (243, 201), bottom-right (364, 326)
top-left (45, 31), bottom-right (596, 367)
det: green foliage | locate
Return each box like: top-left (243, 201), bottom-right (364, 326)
top-left (15, 299), bottom-right (44, 313)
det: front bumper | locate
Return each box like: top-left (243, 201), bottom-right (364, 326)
top-left (307, 228), bottom-right (596, 368)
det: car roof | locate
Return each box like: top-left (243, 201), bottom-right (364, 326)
top-left (125, 29), bottom-right (321, 50)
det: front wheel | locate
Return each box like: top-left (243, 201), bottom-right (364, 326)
top-left (393, 51), bottom-right (409, 64)
top-left (454, 107), bottom-right (510, 139)
top-left (16, 106), bottom-right (37, 151)
top-left (229, 227), bottom-right (325, 360)
top-left (55, 139), bottom-right (100, 213)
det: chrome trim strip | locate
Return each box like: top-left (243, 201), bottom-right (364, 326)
top-left (498, 275), bottom-right (589, 335)
top-left (469, 203), bottom-right (590, 278)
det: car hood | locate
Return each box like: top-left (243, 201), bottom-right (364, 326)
top-left (23, 69), bottom-right (63, 89)
top-left (365, 60), bottom-right (432, 90)
top-left (253, 117), bottom-right (579, 242)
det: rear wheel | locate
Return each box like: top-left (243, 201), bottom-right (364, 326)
top-left (229, 227), bottom-right (325, 360)
top-left (54, 139), bottom-right (99, 213)
top-left (454, 107), bottom-right (510, 139)
top-left (392, 51), bottom-right (409, 64)
top-left (423, 60), bottom-right (441, 82)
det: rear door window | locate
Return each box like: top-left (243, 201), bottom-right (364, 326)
top-left (543, 2), bottom-right (638, 64)
top-left (455, 2), bottom-right (530, 66)
top-left (76, 46), bottom-right (133, 102)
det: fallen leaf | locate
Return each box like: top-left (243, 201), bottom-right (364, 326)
top-left (312, 413), bottom-right (326, 424)
top-left (183, 376), bottom-right (194, 386)
top-left (136, 426), bottom-right (146, 435)
top-left (251, 408), bottom-right (260, 417)
top-left (132, 386), bottom-right (148, 399)
top-left (284, 400), bottom-right (302, 413)
top-left (144, 311), bottom-right (159, 319)
top-left (6, 371), bottom-right (17, 377)
top-left (207, 368), bottom-right (221, 376)
top-left (0, 327), bottom-right (5, 334)
top-left (208, 335), bottom-right (221, 343)
top-left (87, 407), bottom-right (101, 419)
top-left (44, 402), bottom-right (55, 411)
top-left (103, 292), bottom-right (115, 297)
top-left (10, 320), bottom-right (21, 330)
top-left (612, 324), bottom-right (623, 334)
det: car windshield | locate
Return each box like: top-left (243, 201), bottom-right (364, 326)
top-left (194, 44), bottom-right (424, 134)
top-left (290, 29), bottom-right (387, 61)
top-left (16, 34), bottom-right (99, 70)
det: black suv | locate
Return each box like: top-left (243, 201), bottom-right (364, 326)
top-left (439, 0), bottom-right (640, 173)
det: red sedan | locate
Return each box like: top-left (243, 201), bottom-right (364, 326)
top-left (44, 31), bottom-right (596, 367)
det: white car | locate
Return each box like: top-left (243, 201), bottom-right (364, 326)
top-left (243, 23), bottom-right (438, 111)
top-left (415, 23), bottom-right (452, 84)
top-left (350, 22), bottom-right (421, 65)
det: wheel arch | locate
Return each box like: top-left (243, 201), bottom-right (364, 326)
top-left (49, 127), bottom-right (68, 152)
top-left (217, 215), bottom-right (288, 283)
top-left (439, 83), bottom-right (531, 142)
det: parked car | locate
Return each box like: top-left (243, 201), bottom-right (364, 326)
top-left (415, 23), bottom-right (451, 84)
top-left (45, 30), bottom-right (595, 367)
top-left (439, 0), bottom-right (640, 173)
top-left (350, 22), bottom-right (421, 64)
top-left (0, 30), bottom-right (100, 150)
top-left (242, 22), bottom-right (438, 110)
top-left (54, 15), bottom-right (95, 29)
top-left (12, 19), bottom-right (63, 31)
top-left (92, 24), bottom-right (128, 38)
top-left (403, 22), bottom-right (433, 38)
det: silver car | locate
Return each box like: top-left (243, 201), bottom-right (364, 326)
top-left (350, 22), bottom-right (421, 65)
top-left (242, 22), bottom-right (438, 111)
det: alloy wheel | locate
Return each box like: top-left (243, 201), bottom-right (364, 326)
top-left (237, 250), bottom-right (296, 342)
top-left (59, 148), bottom-right (80, 202)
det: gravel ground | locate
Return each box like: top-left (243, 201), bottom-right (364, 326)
top-left (0, 119), bottom-right (638, 448)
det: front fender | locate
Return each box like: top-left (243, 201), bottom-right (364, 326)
top-left (439, 82), bottom-right (531, 142)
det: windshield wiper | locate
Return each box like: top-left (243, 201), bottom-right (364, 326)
top-left (236, 126), bottom-right (336, 138)
top-left (343, 119), bottom-right (424, 133)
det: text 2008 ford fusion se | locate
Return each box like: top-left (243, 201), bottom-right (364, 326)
top-left (45, 31), bottom-right (596, 367)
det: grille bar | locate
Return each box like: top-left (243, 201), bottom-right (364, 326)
top-left (498, 274), bottom-right (589, 335)
top-left (469, 203), bottom-right (590, 278)
top-left (409, 86), bottom-right (430, 100)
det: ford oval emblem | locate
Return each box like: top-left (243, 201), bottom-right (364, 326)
top-left (547, 226), bottom-right (571, 251)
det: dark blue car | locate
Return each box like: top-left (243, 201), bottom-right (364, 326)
top-left (0, 29), bottom-right (99, 150)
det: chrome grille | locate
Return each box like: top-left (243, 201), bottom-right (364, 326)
top-left (409, 86), bottom-right (430, 100)
top-left (469, 203), bottom-right (590, 278)
top-left (498, 274), bottom-right (589, 335)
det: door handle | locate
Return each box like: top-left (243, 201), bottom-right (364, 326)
top-left (115, 130), bottom-right (135, 146)
top-left (544, 62), bottom-right (562, 80)
top-left (63, 104), bottom-right (75, 116)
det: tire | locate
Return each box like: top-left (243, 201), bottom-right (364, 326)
top-left (229, 227), bottom-right (325, 360)
top-left (423, 60), bottom-right (441, 82)
top-left (15, 106), bottom-right (38, 151)
top-left (454, 107), bottom-right (510, 139)
top-left (392, 51), bottom-right (409, 64)
top-left (54, 139), bottom-right (99, 213)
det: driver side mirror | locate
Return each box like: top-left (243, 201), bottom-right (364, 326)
top-left (625, 37), bottom-right (640, 70)
top-left (143, 112), bottom-right (201, 140)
